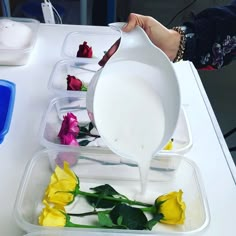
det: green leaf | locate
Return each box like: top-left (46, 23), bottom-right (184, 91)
top-left (77, 133), bottom-right (88, 138)
top-left (85, 184), bottom-right (124, 208)
top-left (85, 196), bottom-right (119, 208)
top-left (97, 212), bottom-right (113, 227)
top-left (79, 127), bottom-right (89, 133)
top-left (91, 184), bottom-right (120, 195)
top-left (77, 126), bottom-right (89, 139)
top-left (81, 85), bottom-right (87, 91)
top-left (85, 184), bottom-right (131, 209)
top-left (79, 140), bottom-right (91, 146)
top-left (109, 204), bottom-right (148, 230)
top-left (88, 122), bottom-right (94, 131)
top-left (117, 216), bottom-right (123, 225)
top-left (146, 213), bottom-right (164, 230)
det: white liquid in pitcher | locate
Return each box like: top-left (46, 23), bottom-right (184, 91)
top-left (94, 61), bottom-right (165, 193)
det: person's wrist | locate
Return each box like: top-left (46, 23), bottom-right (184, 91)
top-left (171, 27), bottom-right (186, 62)
top-left (164, 29), bottom-right (182, 61)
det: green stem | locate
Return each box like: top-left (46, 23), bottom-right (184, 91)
top-left (68, 207), bottom-right (156, 217)
top-left (66, 221), bottom-right (104, 228)
top-left (66, 214), bottom-right (105, 228)
top-left (77, 190), bottom-right (152, 207)
top-left (68, 209), bottom-right (110, 217)
top-left (140, 206), bottom-right (156, 214)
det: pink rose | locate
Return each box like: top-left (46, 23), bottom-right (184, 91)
top-left (66, 75), bottom-right (83, 91)
top-left (58, 113), bottom-right (80, 144)
top-left (76, 41), bottom-right (93, 58)
top-left (60, 133), bottom-right (79, 146)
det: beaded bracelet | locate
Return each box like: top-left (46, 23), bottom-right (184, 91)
top-left (172, 26), bottom-right (186, 62)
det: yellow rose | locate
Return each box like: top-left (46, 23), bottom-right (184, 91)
top-left (163, 139), bottom-right (174, 150)
top-left (38, 201), bottom-right (66, 227)
top-left (38, 201), bottom-right (103, 229)
top-left (155, 189), bottom-right (186, 225)
top-left (44, 162), bottom-right (79, 206)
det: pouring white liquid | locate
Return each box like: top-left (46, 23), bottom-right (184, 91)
top-left (93, 60), bottom-right (166, 193)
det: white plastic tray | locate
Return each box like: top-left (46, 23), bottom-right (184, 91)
top-left (39, 96), bottom-right (192, 155)
top-left (15, 149), bottom-right (209, 235)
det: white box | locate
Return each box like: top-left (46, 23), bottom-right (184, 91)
top-left (0, 17), bottom-right (39, 66)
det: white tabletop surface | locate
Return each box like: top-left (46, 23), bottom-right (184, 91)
top-left (0, 23), bottom-right (235, 236)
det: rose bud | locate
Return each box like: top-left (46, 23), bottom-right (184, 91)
top-left (66, 75), bottom-right (83, 91)
top-left (76, 41), bottom-right (93, 58)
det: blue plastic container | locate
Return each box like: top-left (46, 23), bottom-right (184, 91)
top-left (0, 80), bottom-right (16, 144)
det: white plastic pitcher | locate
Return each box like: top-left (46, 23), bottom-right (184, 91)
top-left (86, 22), bottom-right (181, 162)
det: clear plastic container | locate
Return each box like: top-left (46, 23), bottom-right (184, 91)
top-left (0, 17), bottom-right (39, 66)
top-left (14, 149), bottom-right (210, 235)
top-left (48, 59), bottom-right (101, 98)
top-left (61, 29), bottom-right (120, 60)
top-left (39, 96), bottom-right (192, 154)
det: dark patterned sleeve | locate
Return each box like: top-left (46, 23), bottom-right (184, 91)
top-left (182, 0), bottom-right (236, 70)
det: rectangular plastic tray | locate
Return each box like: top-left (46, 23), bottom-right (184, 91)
top-left (0, 17), bottom-right (39, 66)
top-left (39, 96), bottom-right (192, 155)
top-left (48, 59), bottom-right (101, 98)
top-left (61, 29), bottom-right (120, 60)
top-left (14, 149), bottom-right (209, 235)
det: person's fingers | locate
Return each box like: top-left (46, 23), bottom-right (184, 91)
top-left (122, 13), bottom-right (140, 32)
top-left (99, 13), bottom-right (148, 67)
top-left (98, 38), bottom-right (120, 66)
top-left (122, 13), bottom-right (148, 33)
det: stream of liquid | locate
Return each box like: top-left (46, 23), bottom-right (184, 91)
top-left (94, 61), bottom-right (165, 194)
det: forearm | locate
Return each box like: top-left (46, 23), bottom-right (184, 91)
top-left (182, 1), bottom-right (236, 69)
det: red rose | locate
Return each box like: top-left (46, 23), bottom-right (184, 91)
top-left (66, 75), bottom-right (83, 91)
top-left (76, 41), bottom-right (93, 58)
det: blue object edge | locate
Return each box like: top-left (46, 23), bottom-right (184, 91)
top-left (0, 79), bottom-right (16, 144)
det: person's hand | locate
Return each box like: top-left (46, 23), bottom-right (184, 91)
top-left (99, 13), bottom-right (181, 66)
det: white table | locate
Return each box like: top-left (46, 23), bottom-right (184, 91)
top-left (0, 23), bottom-right (235, 236)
